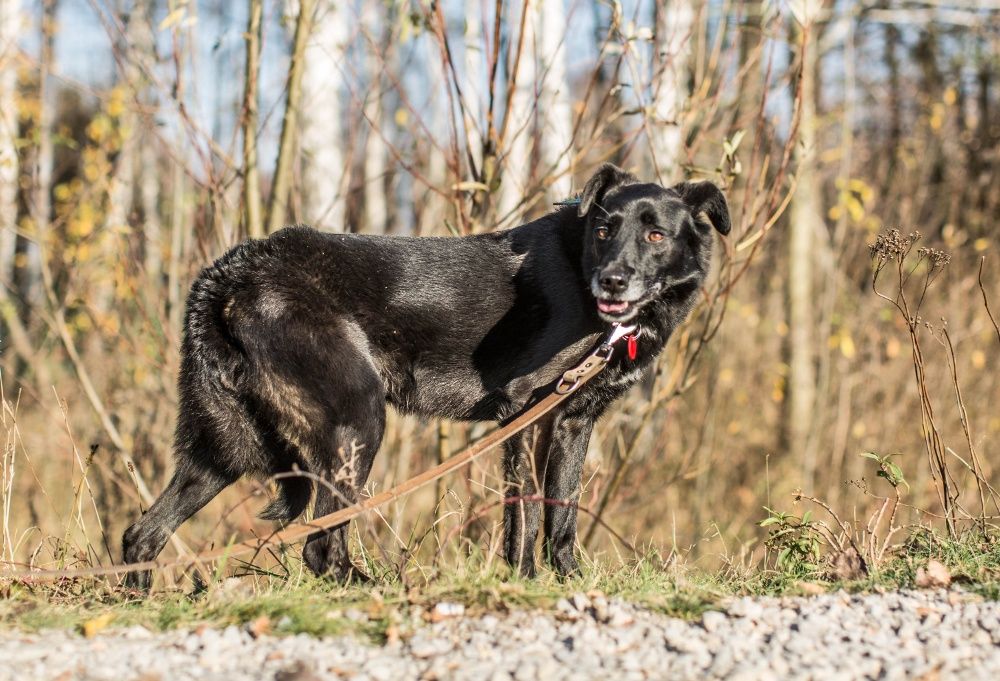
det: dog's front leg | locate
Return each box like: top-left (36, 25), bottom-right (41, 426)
top-left (541, 415), bottom-right (594, 577)
top-left (502, 418), bottom-right (555, 577)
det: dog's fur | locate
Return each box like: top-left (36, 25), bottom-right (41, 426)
top-left (122, 164), bottom-right (729, 588)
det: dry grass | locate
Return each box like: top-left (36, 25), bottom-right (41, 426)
top-left (1, 3), bottom-right (998, 628)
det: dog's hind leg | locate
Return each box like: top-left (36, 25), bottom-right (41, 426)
top-left (121, 460), bottom-right (236, 590)
top-left (300, 392), bottom-right (385, 582)
top-left (248, 319), bottom-right (387, 582)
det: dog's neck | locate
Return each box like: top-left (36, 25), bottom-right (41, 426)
top-left (633, 278), bottom-right (702, 352)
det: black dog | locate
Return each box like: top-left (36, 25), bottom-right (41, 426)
top-left (122, 163), bottom-right (729, 588)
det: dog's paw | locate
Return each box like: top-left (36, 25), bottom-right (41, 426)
top-left (508, 559), bottom-right (537, 579)
top-left (303, 542), bottom-right (372, 584)
top-left (121, 569), bottom-right (153, 592)
top-left (551, 553), bottom-right (581, 579)
top-left (336, 564), bottom-right (372, 585)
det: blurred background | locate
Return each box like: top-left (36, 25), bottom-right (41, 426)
top-left (0, 0), bottom-right (998, 576)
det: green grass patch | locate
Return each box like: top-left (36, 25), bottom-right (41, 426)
top-left (3, 527), bottom-right (1000, 638)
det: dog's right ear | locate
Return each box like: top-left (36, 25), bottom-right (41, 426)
top-left (577, 163), bottom-right (639, 217)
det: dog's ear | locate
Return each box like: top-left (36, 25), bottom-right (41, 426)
top-left (578, 163), bottom-right (639, 217)
top-left (673, 181), bottom-right (731, 235)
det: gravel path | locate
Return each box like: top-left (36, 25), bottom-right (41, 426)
top-left (4, 589), bottom-right (1000, 680)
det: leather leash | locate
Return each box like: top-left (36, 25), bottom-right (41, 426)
top-left (3, 323), bottom-right (637, 583)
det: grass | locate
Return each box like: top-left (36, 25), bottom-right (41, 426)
top-left (4, 526), bottom-right (1000, 640)
top-left (0, 551), bottom-right (725, 639)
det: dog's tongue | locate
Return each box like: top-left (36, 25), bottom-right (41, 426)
top-left (598, 299), bottom-right (629, 314)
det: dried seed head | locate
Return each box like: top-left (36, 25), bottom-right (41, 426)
top-left (917, 246), bottom-right (951, 270)
top-left (869, 228), bottom-right (914, 262)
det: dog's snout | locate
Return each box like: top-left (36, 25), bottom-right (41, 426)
top-left (599, 270), bottom-right (630, 295)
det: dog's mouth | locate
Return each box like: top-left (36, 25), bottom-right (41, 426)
top-left (594, 283), bottom-right (662, 321)
top-left (596, 299), bottom-right (632, 316)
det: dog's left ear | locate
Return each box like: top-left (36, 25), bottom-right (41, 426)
top-left (673, 181), bottom-right (731, 235)
top-left (578, 163), bottom-right (639, 217)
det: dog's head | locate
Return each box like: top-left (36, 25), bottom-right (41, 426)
top-left (577, 163), bottom-right (730, 323)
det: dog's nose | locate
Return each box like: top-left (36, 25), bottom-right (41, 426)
top-left (599, 271), bottom-right (629, 295)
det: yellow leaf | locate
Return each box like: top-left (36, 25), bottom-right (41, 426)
top-left (158, 7), bottom-right (186, 31)
top-left (974, 238), bottom-right (989, 252)
top-left (972, 351), bottom-right (986, 369)
top-left (772, 376), bottom-right (785, 403)
top-left (54, 183), bottom-right (71, 202)
top-left (929, 103), bottom-right (945, 131)
top-left (87, 116), bottom-right (110, 142)
top-left (107, 98), bottom-right (125, 118)
top-left (819, 147), bottom-right (841, 163)
top-left (451, 181), bottom-right (489, 193)
top-left (394, 108), bottom-right (409, 127)
top-left (943, 87), bottom-right (957, 106)
top-left (847, 196), bottom-right (865, 223)
top-left (82, 613), bottom-right (113, 638)
top-left (840, 333), bottom-right (856, 359)
top-left (847, 178), bottom-right (868, 194)
top-left (102, 316), bottom-right (121, 335)
top-left (886, 336), bottom-right (901, 359)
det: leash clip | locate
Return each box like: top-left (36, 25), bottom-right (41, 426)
top-left (555, 323), bottom-right (638, 394)
top-left (604, 321), bottom-right (638, 348)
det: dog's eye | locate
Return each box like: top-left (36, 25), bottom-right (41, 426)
top-left (595, 226), bottom-right (610, 240)
top-left (646, 230), bottom-right (665, 243)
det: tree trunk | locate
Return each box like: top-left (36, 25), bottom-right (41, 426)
top-left (496, 0), bottom-right (573, 220)
top-left (496, 0), bottom-right (536, 226)
top-left (418, 39), bottom-right (449, 236)
top-left (535, 0), bottom-right (572, 199)
top-left (0, 0), bottom-right (43, 389)
top-left (650, 0), bottom-right (694, 183)
top-left (267, 0), bottom-right (314, 234)
top-left (242, 0), bottom-right (264, 239)
top-left (463, 1), bottom-right (494, 231)
top-left (362, 0), bottom-right (386, 234)
top-left (0, 0), bottom-right (20, 287)
top-left (881, 19), bottom-right (901, 196)
top-left (26, 0), bottom-right (57, 307)
top-left (786, 3), bottom-right (823, 473)
top-left (463, 4), bottom-right (484, 179)
top-left (167, 14), bottom-right (192, 338)
top-left (115, 3), bottom-right (162, 292)
top-left (296, 0), bottom-right (348, 231)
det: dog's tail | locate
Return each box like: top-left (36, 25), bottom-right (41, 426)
top-left (180, 243), bottom-right (315, 524)
top-left (257, 476), bottom-right (312, 521)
